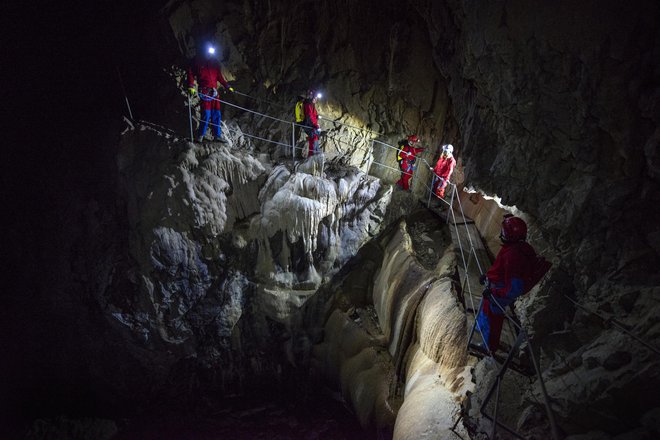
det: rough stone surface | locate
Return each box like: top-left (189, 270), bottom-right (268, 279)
top-left (108, 123), bottom-right (394, 396)
top-left (419, 0), bottom-right (660, 436)
top-left (311, 213), bottom-right (470, 438)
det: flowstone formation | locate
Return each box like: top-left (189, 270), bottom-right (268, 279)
top-left (306, 209), bottom-right (473, 439)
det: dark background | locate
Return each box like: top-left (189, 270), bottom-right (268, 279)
top-left (1, 0), bottom-right (172, 433)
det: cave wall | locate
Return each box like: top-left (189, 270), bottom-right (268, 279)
top-left (417, 0), bottom-right (660, 435)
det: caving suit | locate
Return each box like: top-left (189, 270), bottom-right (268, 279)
top-left (476, 241), bottom-right (536, 352)
top-left (396, 141), bottom-right (425, 190)
top-left (188, 57), bottom-right (230, 139)
top-left (432, 154), bottom-right (456, 198)
top-left (303, 99), bottom-right (320, 156)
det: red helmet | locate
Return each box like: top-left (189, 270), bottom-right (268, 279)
top-left (407, 135), bottom-right (419, 144)
top-left (501, 216), bottom-right (527, 242)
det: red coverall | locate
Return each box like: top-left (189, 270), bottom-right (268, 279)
top-left (477, 241), bottom-right (535, 351)
top-left (396, 142), bottom-right (425, 190)
top-left (303, 99), bottom-right (320, 156)
top-left (188, 58), bottom-right (230, 138)
top-left (432, 154), bottom-right (456, 198)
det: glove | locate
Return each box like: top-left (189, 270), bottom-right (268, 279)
top-left (482, 288), bottom-right (493, 299)
top-left (228, 87), bottom-right (235, 92)
top-left (479, 274), bottom-right (488, 286)
top-left (188, 87), bottom-right (196, 95)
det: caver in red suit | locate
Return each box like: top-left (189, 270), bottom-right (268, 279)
top-left (188, 50), bottom-right (232, 141)
top-left (476, 216), bottom-right (536, 352)
top-left (395, 135), bottom-right (425, 190)
top-left (303, 94), bottom-right (320, 156)
top-left (431, 144), bottom-right (456, 198)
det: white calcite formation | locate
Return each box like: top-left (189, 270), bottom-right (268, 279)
top-left (253, 157), bottom-right (390, 287)
top-left (113, 126), bottom-right (392, 385)
top-left (313, 220), bottom-right (473, 439)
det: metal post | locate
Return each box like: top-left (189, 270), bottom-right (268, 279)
top-left (427, 176), bottom-right (435, 208)
top-left (527, 339), bottom-right (561, 440)
top-left (188, 94), bottom-right (194, 142)
top-left (467, 296), bottom-right (485, 347)
top-left (480, 330), bottom-right (528, 440)
top-left (491, 377), bottom-right (501, 439)
top-left (115, 66), bottom-right (134, 120)
top-left (447, 184), bottom-right (456, 224)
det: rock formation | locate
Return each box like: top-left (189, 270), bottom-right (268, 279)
top-left (5, 0), bottom-right (660, 439)
top-left (420, 1), bottom-right (660, 437)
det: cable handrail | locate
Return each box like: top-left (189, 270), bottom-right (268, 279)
top-left (202, 92), bottom-right (392, 163)
top-left (233, 89), bottom-right (388, 137)
top-left (197, 91), bottom-right (463, 190)
top-left (563, 294), bottom-right (660, 357)
top-left (191, 115), bottom-right (292, 148)
top-left (203, 91), bottom-right (387, 138)
top-left (190, 107), bottom-right (423, 178)
top-left (454, 186), bottom-right (485, 275)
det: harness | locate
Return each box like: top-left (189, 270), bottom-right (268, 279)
top-left (198, 86), bottom-right (219, 101)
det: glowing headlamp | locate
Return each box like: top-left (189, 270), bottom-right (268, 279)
top-left (207, 46), bottom-right (216, 55)
top-left (316, 92), bottom-right (323, 99)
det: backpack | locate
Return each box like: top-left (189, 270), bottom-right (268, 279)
top-left (396, 141), bottom-right (406, 164)
top-left (523, 254), bottom-right (552, 294)
top-left (295, 97), bottom-right (305, 123)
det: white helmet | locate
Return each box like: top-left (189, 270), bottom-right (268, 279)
top-left (442, 144), bottom-right (454, 154)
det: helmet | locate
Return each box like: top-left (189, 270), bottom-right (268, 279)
top-left (407, 135), bottom-right (419, 144)
top-left (500, 216), bottom-right (527, 242)
top-left (308, 89), bottom-right (322, 99)
top-left (442, 144), bottom-right (454, 154)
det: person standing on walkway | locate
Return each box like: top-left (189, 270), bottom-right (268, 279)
top-left (395, 135), bottom-right (425, 191)
top-left (476, 216), bottom-right (536, 352)
top-left (430, 144), bottom-right (456, 198)
top-left (188, 44), bottom-right (234, 142)
top-left (303, 90), bottom-right (321, 156)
